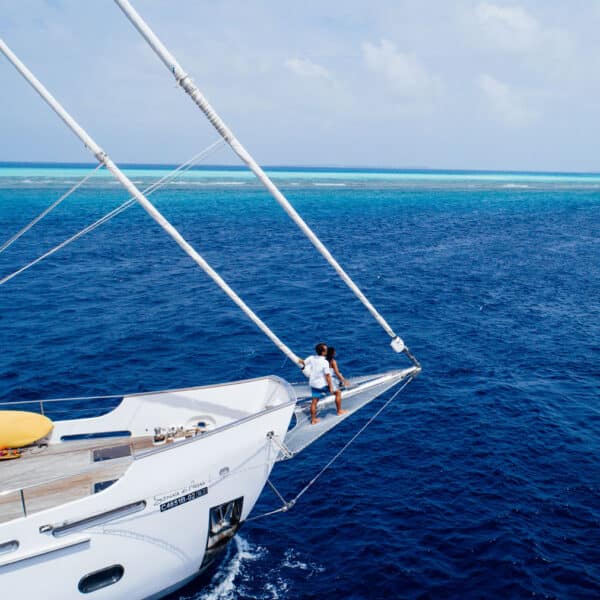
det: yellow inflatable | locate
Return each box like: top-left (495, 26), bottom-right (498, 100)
top-left (0, 410), bottom-right (53, 450)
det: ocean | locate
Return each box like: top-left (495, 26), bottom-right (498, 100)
top-left (0, 164), bottom-right (598, 599)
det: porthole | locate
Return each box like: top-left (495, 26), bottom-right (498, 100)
top-left (78, 564), bottom-right (124, 594)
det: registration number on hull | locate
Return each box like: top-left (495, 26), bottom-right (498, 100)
top-left (160, 487), bottom-right (208, 512)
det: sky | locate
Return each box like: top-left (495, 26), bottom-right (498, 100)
top-left (1, 1), bottom-right (600, 171)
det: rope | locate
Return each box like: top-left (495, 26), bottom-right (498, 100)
top-left (0, 140), bottom-right (224, 287)
top-left (246, 376), bottom-right (414, 522)
top-left (0, 163), bottom-right (104, 254)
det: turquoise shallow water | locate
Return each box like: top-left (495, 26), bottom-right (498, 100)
top-left (0, 164), bottom-right (599, 599)
top-left (4, 162), bottom-right (600, 186)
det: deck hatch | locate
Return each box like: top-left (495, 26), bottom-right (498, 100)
top-left (92, 444), bottom-right (131, 462)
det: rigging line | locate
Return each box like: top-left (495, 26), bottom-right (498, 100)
top-left (1, 39), bottom-right (301, 366)
top-left (114, 0), bottom-right (419, 365)
top-left (246, 376), bottom-right (415, 522)
top-left (138, 139), bottom-right (225, 197)
top-left (0, 163), bottom-right (104, 254)
top-left (0, 394), bottom-right (124, 406)
top-left (0, 140), bottom-right (224, 287)
top-left (267, 479), bottom-right (288, 505)
top-left (0, 202), bottom-right (131, 286)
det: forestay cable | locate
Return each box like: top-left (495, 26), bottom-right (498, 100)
top-left (0, 163), bottom-right (104, 254)
top-left (0, 140), bottom-right (224, 287)
top-left (114, 0), bottom-right (419, 366)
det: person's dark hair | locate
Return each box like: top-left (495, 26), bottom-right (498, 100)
top-left (326, 346), bottom-right (336, 363)
top-left (315, 342), bottom-right (327, 356)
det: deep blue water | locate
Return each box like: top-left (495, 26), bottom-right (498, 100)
top-left (0, 166), bottom-right (599, 599)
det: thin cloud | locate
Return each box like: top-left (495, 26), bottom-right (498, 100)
top-left (471, 2), bottom-right (572, 76)
top-left (361, 39), bottom-right (442, 102)
top-left (285, 58), bottom-right (331, 80)
top-left (475, 2), bottom-right (540, 51)
top-left (479, 74), bottom-right (537, 127)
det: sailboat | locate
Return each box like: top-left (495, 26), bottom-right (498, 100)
top-left (0, 2), bottom-right (420, 598)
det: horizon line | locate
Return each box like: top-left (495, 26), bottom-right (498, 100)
top-left (1, 160), bottom-right (599, 177)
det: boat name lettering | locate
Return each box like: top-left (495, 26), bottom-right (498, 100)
top-left (160, 487), bottom-right (208, 512)
top-left (153, 481), bottom-right (207, 506)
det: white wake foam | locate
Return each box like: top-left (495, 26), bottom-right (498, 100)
top-left (181, 540), bottom-right (324, 599)
top-left (281, 548), bottom-right (325, 575)
top-left (186, 536), bottom-right (264, 600)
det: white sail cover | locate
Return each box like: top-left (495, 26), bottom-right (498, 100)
top-left (282, 368), bottom-right (416, 458)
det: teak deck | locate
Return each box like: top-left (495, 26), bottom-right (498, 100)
top-left (0, 436), bottom-right (155, 524)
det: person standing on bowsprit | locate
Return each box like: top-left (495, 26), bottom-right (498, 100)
top-left (301, 342), bottom-right (347, 425)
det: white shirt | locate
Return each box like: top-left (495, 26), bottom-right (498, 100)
top-left (304, 355), bottom-right (330, 389)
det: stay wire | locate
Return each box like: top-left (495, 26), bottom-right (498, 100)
top-left (0, 162), bottom-right (104, 254)
top-left (246, 376), bottom-right (415, 522)
top-left (0, 139), bottom-right (224, 287)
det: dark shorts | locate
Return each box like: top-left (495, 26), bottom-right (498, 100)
top-left (311, 386), bottom-right (329, 399)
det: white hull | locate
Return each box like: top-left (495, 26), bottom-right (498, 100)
top-left (1, 371), bottom-right (418, 598)
top-left (0, 377), bottom-right (296, 599)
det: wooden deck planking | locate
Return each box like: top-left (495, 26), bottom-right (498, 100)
top-left (0, 458), bottom-right (132, 525)
top-left (0, 434), bottom-right (190, 525)
top-left (23, 457), bottom-right (132, 516)
top-left (0, 490), bottom-right (24, 525)
top-left (0, 436), bottom-right (154, 494)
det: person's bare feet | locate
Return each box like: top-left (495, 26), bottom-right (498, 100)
top-left (337, 409), bottom-right (348, 416)
top-left (311, 418), bottom-right (321, 425)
